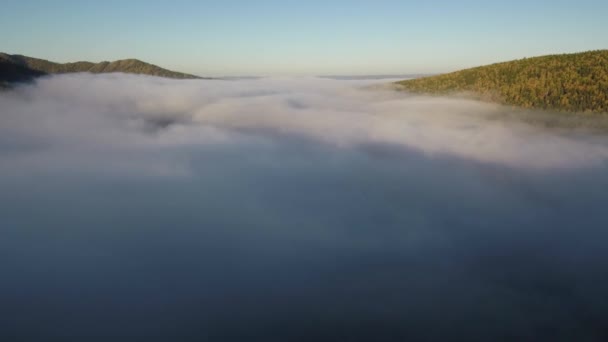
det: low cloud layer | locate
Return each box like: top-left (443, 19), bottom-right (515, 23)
top-left (1, 74), bottom-right (608, 341)
top-left (1, 73), bottom-right (607, 176)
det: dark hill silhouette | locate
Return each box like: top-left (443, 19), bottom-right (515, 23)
top-left (0, 53), bottom-right (205, 87)
top-left (0, 60), bottom-right (46, 88)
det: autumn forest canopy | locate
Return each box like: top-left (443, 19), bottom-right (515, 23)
top-left (396, 50), bottom-right (608, 114)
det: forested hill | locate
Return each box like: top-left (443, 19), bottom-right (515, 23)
top-left (396, 50), bottom-right (608, 114)
top-left (0, 53), bottom-right (204, 86)
top-left (0, 59), bottom-right (46, 88)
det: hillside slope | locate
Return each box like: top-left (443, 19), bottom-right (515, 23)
top-left (0, 53), bottom-right (203, 84)
top-left (0, 60), bottom-right (46, 89)
top-left (396, 50), bottom-right (608, 114)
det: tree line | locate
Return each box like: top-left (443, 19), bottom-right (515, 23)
top-left (397, 50), bottom-right (608, 114)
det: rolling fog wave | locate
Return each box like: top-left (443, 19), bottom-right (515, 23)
top-left (1, 74), bottom-right (608, 341)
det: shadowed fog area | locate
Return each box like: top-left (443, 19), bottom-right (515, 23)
top-left (2, 74), bottom-right (608, 341)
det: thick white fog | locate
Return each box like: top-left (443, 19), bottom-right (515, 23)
top-left (1, 73), bottom-right (607, 179)
top-left (1, 74), bottom-right (608, 341)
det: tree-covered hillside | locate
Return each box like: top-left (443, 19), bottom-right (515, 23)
top-left (0, 53), bottom-right (204, 82)
top-left (396, 50), bottom-right (608, 114)
top-left (0, 60), bottom-right (46, 89)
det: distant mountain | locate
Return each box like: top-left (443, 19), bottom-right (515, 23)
top-left (396, 50), bottom-right (608, 114)
top-left (0, 53), bottom-right (205, 87)
top-left (0, 58), bottom-right (46, 89)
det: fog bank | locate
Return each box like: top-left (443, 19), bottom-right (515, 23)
top-left (1, 74), bottom-right (608, 341)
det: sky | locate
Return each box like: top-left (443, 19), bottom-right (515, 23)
top-left (1, 0), bottom-right (607, 76)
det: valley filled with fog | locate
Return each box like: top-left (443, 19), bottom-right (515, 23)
top-left (1, 74), bottom-right (608, 341)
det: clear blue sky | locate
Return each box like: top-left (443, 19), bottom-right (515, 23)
top-left (1, 0), bottom-right (606, 76)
